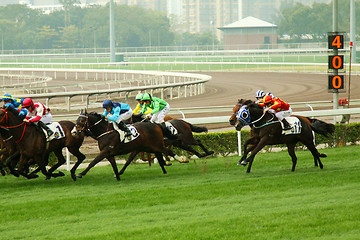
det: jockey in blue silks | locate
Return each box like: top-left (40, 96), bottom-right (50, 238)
top-left (2, 94), bottom-right (24, 109)
top-left (102, 99), bottom-right (133, 137)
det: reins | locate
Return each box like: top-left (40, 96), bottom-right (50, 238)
top-left (250, 112), bottom-right (277, 129)
top-left (0, 109), bottom-right (27, 143)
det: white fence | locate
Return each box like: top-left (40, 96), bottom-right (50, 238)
top-left (0, 68), bottom-right (211, 111)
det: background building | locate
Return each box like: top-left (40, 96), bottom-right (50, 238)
top-left (239, 0), bottom-right (332, 23)
top-left (219, 16), bottom-right (278, 50)
top-left (182, 0), bottom-right (239, 40)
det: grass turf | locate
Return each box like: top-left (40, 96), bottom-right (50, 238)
top-left (0, 145), bottom-right (359, 240)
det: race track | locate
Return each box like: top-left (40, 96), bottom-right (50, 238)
top-left (166, 72), bottom-right (360, 109)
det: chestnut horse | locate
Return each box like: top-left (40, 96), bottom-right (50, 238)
top-left (75, 110), bottom-right (176, 180)
top-left (0, 107), bottom-right (86, 180)
top-left (232, 100), bottom-right (335, 173)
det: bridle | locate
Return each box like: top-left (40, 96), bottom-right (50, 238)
top-left (0, 109), bottom-right (27, 143)
top-left (76, 113), bottom-right (115, 140)
top-left (236, 105), bottom-right (276, 129)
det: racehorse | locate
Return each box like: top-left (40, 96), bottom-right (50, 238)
top-left (0, 127), bottom-right (20, 176)
top-left (233, 100), bottom-right (335, 173)
top-left (75, 109), bottom-right (176, 180)
top-left (129, 113), bottom-right (214, 160)
top-left (0, 107), bottom-right (86, 180)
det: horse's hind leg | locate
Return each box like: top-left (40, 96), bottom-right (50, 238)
top-left (46, 149), bottom-right (66, 179)
top-left (286, 143), bottom-right (297, 171)
top-left (154, 152), bottom-right (167, 174)
top-left (302, 140), bottom-right (323, 169)
top-left (195, 139), bottom-right (214, 156)
top-left (67, 147), bottom-right (86, 181)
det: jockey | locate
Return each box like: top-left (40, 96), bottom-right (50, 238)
top-left (22, 97), bottom-right (54, 137)
top-left (2, 94), bottom-right (24, 109)
top-left (102, 99), bottom-right (132, 137)
top-left (255, 90), bottom-right (265, 104)
top-left (260, 95), bottom-right (292, 130)
top-left (132, 93), bottom-right (152, 115)
top-left (140, 93), bottom-right (170, 124)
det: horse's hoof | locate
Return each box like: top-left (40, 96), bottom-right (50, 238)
top-left (165, 161), bottom-right (172, 166)
top-left (58, 171), bottom-right (65, 177)
top-left (71, 174), bottom-right (77, 181)
top-left (239, 160), bottom-right (248, 166)
top-left (208, 151), bottom-right (214, 155)
top-left (0, 170), bottom-right (5, 176)
top-left (179, 159), bottom-right (189, 163)
top-left (76, 174), bottom-right (83, 178)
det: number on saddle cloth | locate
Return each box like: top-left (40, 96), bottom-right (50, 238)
top-left (44, 122), bottom-right (65, 141)
top-left (282, 117), bottom-right (302, 134)
top-left (117, 125), bottom-right (140, 143)
top-left (164, 122), bottom-right (178, 135)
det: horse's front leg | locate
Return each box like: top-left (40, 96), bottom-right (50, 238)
top-left (106, 156), bottom-right (120, 180)
top-left (238, 137), bottom-right (258, 164)
top-left (240, 137), bottom-right (269, 173)
top-left (77, 150), bottom-right (109, 179)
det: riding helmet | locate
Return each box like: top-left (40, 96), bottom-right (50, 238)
top-left (102, 99), bottom-right (113, 108)
top-left (135, 93), bottom-right (143, 100)
top-left (141, 93), bottom-right (152, 101)
top-left (263, 95), bottom-right (273, 104)
top-left (2, 94), bottom-right (12, 101)
top-left (22, 98), bottom-right (34, 108)
top-left (255, 90), bottom-right (265, 99)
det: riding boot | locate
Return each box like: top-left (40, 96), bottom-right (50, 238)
top-left (38, 121), bottom-right (54, 137)
top-left (117, 121), bottom-right (132, 137)
top-left (281, 119), bottom-right (292, 130)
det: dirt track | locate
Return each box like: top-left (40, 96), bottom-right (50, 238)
top-left (165, 72), bottom-right (360, 108)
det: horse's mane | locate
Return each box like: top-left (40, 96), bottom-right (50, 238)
top-left (4, 106), bottom-right (24, 121)
top-left (248, 103), bottom-right (263, 110)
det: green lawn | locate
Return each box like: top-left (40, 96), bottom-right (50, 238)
top-left (0, 145), bottom-right (360, 240)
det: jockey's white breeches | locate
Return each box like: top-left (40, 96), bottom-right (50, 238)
top-left (274, 107), bottom-right (292, 121)
top-left (115, 108), bottom-right (133, 123)
top-left (38, 113), bottom-right (52, 124)
top-left (150, 104), bottom-right (170, 123)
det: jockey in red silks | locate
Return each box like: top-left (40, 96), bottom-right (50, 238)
top-left (260, 95), bottom-right (292, 130)
top-left (21, 97), bottom-right (54, 137)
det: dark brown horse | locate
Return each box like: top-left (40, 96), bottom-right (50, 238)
top-left (130, 113), bottom-right (214, 160)
top-left (233, 100), bottom-right (335, 173)
top-left (0, 127), bottom-right (20, 176)
top-left (75, 110), bottom-right (176, 180)
top-left (0, 107), bottom-right (86, 180)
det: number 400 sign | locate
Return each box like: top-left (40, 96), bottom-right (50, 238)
top-left (327, 33), bottom-right (345, 90)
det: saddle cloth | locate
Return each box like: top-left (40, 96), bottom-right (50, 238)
top-left (41, 122), bottom-right (66, 141)
top-left (116, 125), bottom-right (140, 143)
top-left (281, 117), bottom-right (302, 135)
top-left (164, 121), bottom-right (178, 135)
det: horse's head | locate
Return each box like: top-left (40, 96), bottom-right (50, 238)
top-left (76, 109), bottom-right (108, 135)
top-left (76, 109), bottom-right (88, 133)
top-left (229, 99), bottom-right (253, 126)
top-left (234, 103), bottom-right (264, 131)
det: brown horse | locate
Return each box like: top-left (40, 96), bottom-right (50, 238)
top-left (75, 110), bottom-right (176, 180)
top-left (233, 100), bottom-right (335, 173)
top-left (130, 113), bottom-right (214, 160)
top-left (0, 107), bottom-right (86, 180)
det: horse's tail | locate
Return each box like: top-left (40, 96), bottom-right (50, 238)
top-left (188, 122), bottom-right (208, 133)
top-left (307, 118), bottom-right (335, 137)
top-left (158, 123), bottom-right (178, 140)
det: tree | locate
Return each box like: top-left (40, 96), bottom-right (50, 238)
top-left (59, 0), bottom-right (80, 27)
